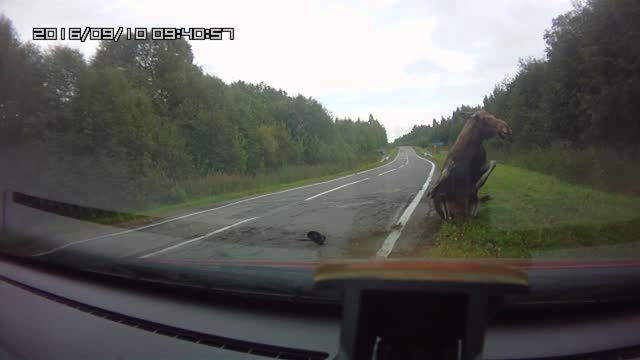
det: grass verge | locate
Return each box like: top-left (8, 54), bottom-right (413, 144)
top-left (424, 154), bottom-right (640, 258)
top-left (412, 146), bottom-right (446, 167)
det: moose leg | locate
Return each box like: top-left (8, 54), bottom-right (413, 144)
top-left (470, 194), bottom-right (480, 217)
top-left (462, 196), bottom-right (472, 220)
top-left (433, 195), bottom-right (450, 220)
top-left (475, 160), bottom-right (497, 191)
top-left (433, 196), bottom-right (445, 220)
top-left (444, 200), bottom-right (454, 221)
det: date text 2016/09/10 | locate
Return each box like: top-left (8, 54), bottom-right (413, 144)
top-left (32, 27), bottom-right (235, 42)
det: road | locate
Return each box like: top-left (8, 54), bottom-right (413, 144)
top-left (3, 147), bottom-right (437, 262)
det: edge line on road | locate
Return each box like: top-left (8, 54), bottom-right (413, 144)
top-left (304, 178), bottom-right (370, 201)
top-left (32, 151), bottom-right (403, 257)
top-left (376, 154), bottom-right (436, 258)
top-left (138, 217), bottom-right (258, 259)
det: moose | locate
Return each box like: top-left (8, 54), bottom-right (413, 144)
top-left (427, 110), bottom-right (511, 221)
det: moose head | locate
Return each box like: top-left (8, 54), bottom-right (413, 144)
top-left (468, 110), bottom-right (512, 141)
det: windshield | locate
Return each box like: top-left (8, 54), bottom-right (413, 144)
top-left (1, 0), bottom-right (639, 298)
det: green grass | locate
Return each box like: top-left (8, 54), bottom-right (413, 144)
top-left (100, 148), bottom-right (399, 223)
top-left (425, 155), bottom-right (640, 258)
top-left (386, 146), bottom-right (399, 161)
top-left (487, 144), bottom-right (640, 195)
top-left (413, 146), bottom-right (446, 166)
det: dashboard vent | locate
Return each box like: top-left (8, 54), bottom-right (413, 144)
top-left (1, 275), bottom-right (328, 360)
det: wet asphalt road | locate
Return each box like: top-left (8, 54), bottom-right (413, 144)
top-left (4, 147), bottom-right (436, 262)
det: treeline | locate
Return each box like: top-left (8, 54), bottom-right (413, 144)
top-left (394, 105), bottom-right (480, 148)
top-left (395, 0), bottom-right (640, 193)
top-left (397, 0), bottom-right (640, 149)
top-left (0, 15), bottom-right (387, 207)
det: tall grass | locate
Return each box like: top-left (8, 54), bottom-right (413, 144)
top-left (487, 143), bottom-right (640, 195)
top-left (173, 162), bottom-right (366, 202)
top-left (416, 142), bottom-right (640, 195)
top-left (139, 151), bottom-right (396, 216)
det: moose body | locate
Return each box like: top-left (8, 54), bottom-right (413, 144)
top-left (428, 110), bottom-right (511, 220)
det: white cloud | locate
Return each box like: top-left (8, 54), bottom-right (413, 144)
top-left (3, 0), bottom-right (573, 140)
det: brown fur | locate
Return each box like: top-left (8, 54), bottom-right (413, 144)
top-left (428, 110), bottom-right (511, 220)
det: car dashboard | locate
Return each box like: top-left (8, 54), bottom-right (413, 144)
top-left (2, 257), bottom-right (640, 360)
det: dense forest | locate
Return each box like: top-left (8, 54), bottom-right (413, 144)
top-left (395, 0), bottom-right (640, 194)
top-left (0, 15), bottom-right (388, 209)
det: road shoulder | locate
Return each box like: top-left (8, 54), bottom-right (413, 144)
top-left (388, 151), bottom-right (442, 258)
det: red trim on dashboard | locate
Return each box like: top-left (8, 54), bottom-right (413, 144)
top-left (512, 260), bottom-right (640, 270)
top-left (139, 257), bottom-right (640, 270)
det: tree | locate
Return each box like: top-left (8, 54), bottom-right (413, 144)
top-left (1, 13), bottom-right (390, 206)
top-left (398, 0), bottom-right (640, 152)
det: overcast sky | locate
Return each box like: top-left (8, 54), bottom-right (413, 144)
top-left (4, 0), bottom-right (573, 140)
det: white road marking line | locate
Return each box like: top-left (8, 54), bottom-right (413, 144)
top-left (398, 164), bottom-right (405, 169)
top-left (32, 151), bottom-right (404, 257)
top-left (304, 178), bottom-right (370, 201)
top-left (378, 168), bottom-right (397, 176)
top-left (139, 217), bottom-right (258, 259)
top-left (376, 155), bottom-right (436, 258)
